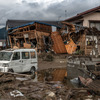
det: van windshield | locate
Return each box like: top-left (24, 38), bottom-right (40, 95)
top-left (0, 52), bottom-right (13, 61)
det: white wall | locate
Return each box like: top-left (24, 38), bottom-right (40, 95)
top-left (83, 12), bottom-right (100, 27)
top-left (0, 42), bottom-right (3, 46)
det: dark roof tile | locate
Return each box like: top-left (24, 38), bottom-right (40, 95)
top-left (65, 6), bottom-right (100, 22)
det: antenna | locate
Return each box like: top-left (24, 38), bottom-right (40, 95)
top-left (65, 10), bottom-right (67, 18)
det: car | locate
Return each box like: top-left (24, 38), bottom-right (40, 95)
top-left (0, 49), bottom-right (38, 75)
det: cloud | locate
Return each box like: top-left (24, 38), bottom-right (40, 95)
top-left (0, 0), bottom-right (100, 25)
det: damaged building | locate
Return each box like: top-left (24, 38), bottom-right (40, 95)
top-left (6, 6), bottom-right (100, 56)
top-left (64, 6), bottom-right (100, 30)
top-left (6, 20), bottom-right (100, 55)
top-left (63, 6), bottom-right (100, 55)
top-left (6, 20), bottom-right (62, 52)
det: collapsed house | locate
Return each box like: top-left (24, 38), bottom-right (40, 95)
top-left (60, 22), bottom-right (100, 55)
top-left (7, 21), bottom-right (62, 52)
top-left (63, 6), bottom-right (100, 56)
top-left (7, 19), bottom-right (100, 55)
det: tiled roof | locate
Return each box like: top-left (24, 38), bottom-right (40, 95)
top-left (65, 6), bottom-right (100, 22)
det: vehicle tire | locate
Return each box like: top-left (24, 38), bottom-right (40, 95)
top-left (30, 67), bottom-right (36, 79)
top-left (8, 69), bottom-right (14, 73)
top-left (91, 74), bottom-right (96, 80)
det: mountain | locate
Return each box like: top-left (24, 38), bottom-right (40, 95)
top-left (0, 27), bottom-right (7, 39)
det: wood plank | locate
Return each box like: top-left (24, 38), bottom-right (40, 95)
top-left (9, 36), bottom-right (13, 48)
top-left (87, 80), bottom-right (100, 92)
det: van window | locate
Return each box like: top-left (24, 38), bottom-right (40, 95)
top-left (0, 52), bottom-right (12, 61)
top-left (12, 52), bottom-right (20, 60)
top-left (22, 52), bottom-right (29, 59)
top-left (30, 51), bottom-right (36, 58)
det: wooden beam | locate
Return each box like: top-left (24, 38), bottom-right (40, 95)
top-left (13, 36), bottom-right (16, 45)
top-left (9, 36), bottom-right (13, 48)
top-left (34, 30), bottom-right (38, 42)
top-left (13, 30), bottom-right (34, 34)
top-left (23, 33), bottom-right (27, 43)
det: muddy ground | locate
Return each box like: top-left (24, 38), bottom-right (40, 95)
top-left (0, 54), bottom-right (100, 100)
top-left (38, 54), bottom-right (67, 70)
top-left (0, 71), bottom-right (100, 100)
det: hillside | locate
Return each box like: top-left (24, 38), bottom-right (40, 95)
top-left (0, 27), bottom-right (7, 39)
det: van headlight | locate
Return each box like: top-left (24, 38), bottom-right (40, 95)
top-left (3, 63), bottom-right (9, 67)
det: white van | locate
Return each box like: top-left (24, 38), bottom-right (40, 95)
top-left (0, 49), bottom-right (38, 74)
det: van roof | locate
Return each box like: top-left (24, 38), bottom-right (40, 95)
top-left (1, 49), bottom-right (36, 52)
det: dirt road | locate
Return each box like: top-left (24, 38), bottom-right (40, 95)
top-left (38, 54), bottom-right (67, 70)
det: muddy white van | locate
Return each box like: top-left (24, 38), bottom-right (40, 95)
top-left (0, 49), bottom-right (38, 74)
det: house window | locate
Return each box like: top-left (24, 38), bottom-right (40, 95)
top-left (75, 21), bottom-right (83, 26)
top-left (90, 22), bottom-right (100, 31)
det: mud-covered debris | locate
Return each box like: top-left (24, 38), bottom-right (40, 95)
top-left (0, 72), bottom-right (100, 100)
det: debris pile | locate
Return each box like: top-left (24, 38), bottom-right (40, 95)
top-left (0, 72), bottom-right (100, 100)
top-left (67, 55), bottom-right (100, 79)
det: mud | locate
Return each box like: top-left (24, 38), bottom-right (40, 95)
top-left (0, 70), bottom-right (100, 100)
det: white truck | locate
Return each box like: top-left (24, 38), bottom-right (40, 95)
top-left (0, 49), bottom-right (38, 75)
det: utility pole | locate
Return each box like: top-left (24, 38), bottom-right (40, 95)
top-left (65, 10), bottom-right (67, 18)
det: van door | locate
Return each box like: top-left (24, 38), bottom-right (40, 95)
top-left (21, 51), bottom-right (31, 72)
top-left (30, 51), bottom-right (37, 70)
top-left (10, 52), bottom-right (22, 72)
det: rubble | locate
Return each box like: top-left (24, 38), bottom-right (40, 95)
top-left (78, 76), bottom-right (93, 86)
top-left (0, 71), bottom-right (100, 100)
top-left (66, 55), bottom-right (100, 79)
top-left (10, 90), bottom-right (24, 97)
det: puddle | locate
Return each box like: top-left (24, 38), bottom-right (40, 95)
top-left (15, 69), bottom-right (81, 88)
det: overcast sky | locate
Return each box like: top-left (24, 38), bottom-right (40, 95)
top-left (0, 0), bottom-right (100, 25)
